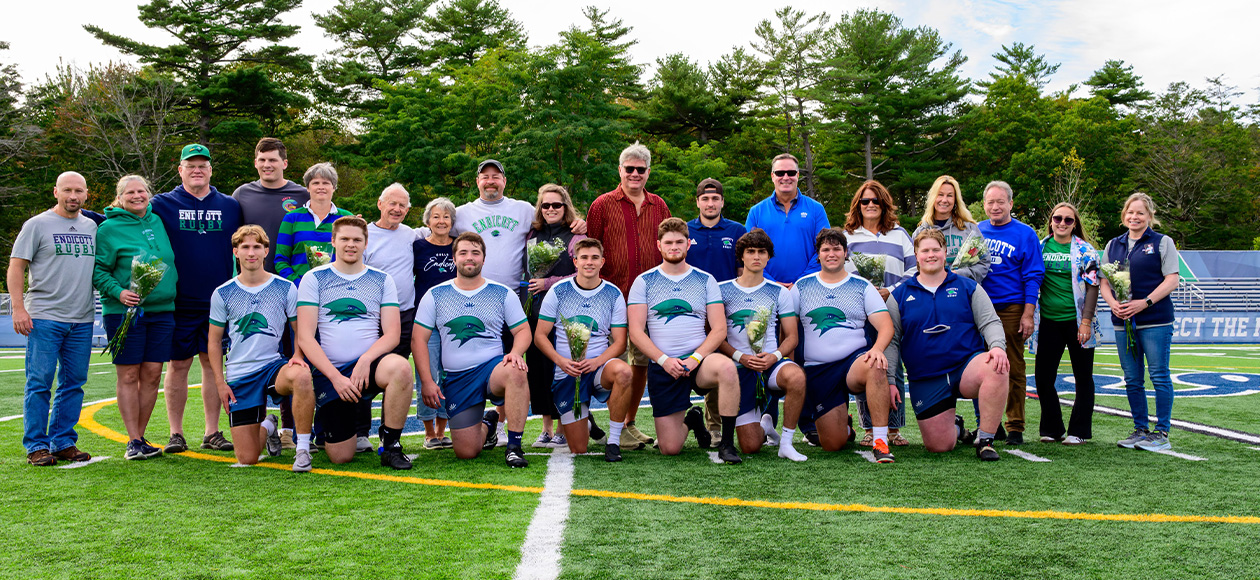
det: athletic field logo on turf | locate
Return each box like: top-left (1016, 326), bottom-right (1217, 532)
top-left (324, 298), bottom-right (368, 323)
top-left (1030, 373), bottom-right (1260, 397)
top-left (804, 306), bottom-right (847, 335)
top-left (445, 315), bottom-right (492, 345)
top-left (652, 299), bottom-right (697, 323)
top-left (234, 312), bottom-right (274, 339)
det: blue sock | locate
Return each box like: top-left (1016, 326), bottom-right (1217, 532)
top-left (507, 430), bottom-right (523, 448)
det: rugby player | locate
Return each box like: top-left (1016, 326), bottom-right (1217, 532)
top-left (296, 216), bottom-right (415, 469)
top-left (412, 232), bottom-right (532, 468)
top-left (790, 228), bottom-right (899, 463)
top-left (886, 229), bottom-right (1010, 461)
top-left (533, 238), bottom-right (635, 461)
top-left (627, 218), bottom-right (743, 463)
top-left (717, 229), bottom-right (809, 461)
top-left (208, 226), bottom-right (315, 471)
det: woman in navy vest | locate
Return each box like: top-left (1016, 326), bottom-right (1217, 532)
top-left (1100, 193), bottom-right (1179, 452)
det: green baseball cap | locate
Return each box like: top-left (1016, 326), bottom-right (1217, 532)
top-left (180, 143), bottom-right (212, 161)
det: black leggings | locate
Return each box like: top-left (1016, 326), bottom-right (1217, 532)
top-left (1034, 316), bottom-right (1095, 439)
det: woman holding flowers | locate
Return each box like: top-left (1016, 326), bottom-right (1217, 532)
top-left (1030, 203), bottom-right (1102, 445)
top-left (1101, 193), bottom-right (1179, 451)
top-left (843, 179), bottom-right (913, 447)
top-left (274, 162), bottom-right (353, 285)
top-left (912, 175), bottom-right (990, 282)
top-left (93, 175), bottom-right (178, 461)
top-left (523, 184), bottom-right (587, 448)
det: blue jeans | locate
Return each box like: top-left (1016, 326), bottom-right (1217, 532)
top-left (23, 320), bottom-right (93, 453)
top-left (1115, 324), bottom-right (1174, 433)
top-left (416, 332), bottom-right (449, 421)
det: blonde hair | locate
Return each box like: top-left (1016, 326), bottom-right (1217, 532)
top-left (918, 175), bottom-right (976, 230)
top-left (111, 175), bottom-right (152, 208)
top-left (1121, 192), bottom-right (1160, 228)
top-left (231, 224), bottom-right (270, 248)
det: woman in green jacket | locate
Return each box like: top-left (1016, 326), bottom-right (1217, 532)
top-left (93, 175), bottom-right (179, 461)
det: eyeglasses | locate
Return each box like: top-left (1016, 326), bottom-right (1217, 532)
top-left (859, 198), bottom-right (880, 206)
top-left (1052, 215), bottom-right (1076, 226)
top-left (773, 170), bottom-right (799, 177)
top-left (623, 166), bottom-right (648, 174)
top-left (540, 202), bottom-right (565, 210)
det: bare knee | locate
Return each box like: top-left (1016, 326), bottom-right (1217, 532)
top-left (740, 439), bottom-right (763, 454)
top-left (658, 441), bottom-right (683, 456)
top-left (925, 439), bottom-right (957, 453)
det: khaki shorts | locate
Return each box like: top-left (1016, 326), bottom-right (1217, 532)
top-left (623, 339), bottom-right (649, 367)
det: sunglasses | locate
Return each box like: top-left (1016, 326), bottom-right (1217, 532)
top-left (1052, 215), bottom-right (1076, 226)
top-left (773, 170), bottom-right (799, 177)
top-left (540, 202), bottom-right (565, 210)
top-left (859, 198), bottom-right (880, 206)
top-left (623, 166), bottom-right (648, 174)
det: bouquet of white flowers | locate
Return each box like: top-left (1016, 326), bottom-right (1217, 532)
top-left (524, 239), bottom-right (566, 312)
top-left (560, 313), bottom-right (592, 419)
top-left (103, 254), bottom-right (169, 358)
top-left (305, 245), bottom-right (332, 268)
top-left (952, 232), bottom-right (986, 270)
top-left (1101, 261), bottom-right (1136, 350)
top-left (746, 306), bottom-right (772, 411)
top-left (851, 252), bottom-right (886, 288)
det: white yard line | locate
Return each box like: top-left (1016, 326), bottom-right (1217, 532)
top-left (1061, 399), bottom-right (1260, 445)
top-left (854, 450), bottom-right (877, 463)
top-left (1248, 447), bottom-right (1260, 452)
top-left (512, 448), bottom-right (574, 580)
top-left (1146, 448), bottom-right (1208, 461)
top-left (57, 456), bottom-right (110, 469)
top-left (1005, 450), bottom-right (1051, 462)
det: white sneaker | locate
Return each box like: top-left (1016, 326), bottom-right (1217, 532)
top-left (1062, 435), bottom-right (1084, 445)
top-left (778, 443), bottom-right (807, 462)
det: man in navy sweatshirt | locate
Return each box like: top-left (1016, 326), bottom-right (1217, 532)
top-left (150, 144), bottom-right (244, 454)
top-left (977, 181), bottom-right (1043, 446)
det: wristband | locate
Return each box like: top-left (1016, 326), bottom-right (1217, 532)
top-left (689, 353), bottom-right (704, 365)
top-left (731, 350), bottom-right (748, 363)
top-left (773, 350), bottom-right (784, 361)
top-left (656, 354), bottom-right (669, 366)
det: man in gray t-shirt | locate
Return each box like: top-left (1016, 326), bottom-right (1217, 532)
top-left (7, 171), bottom-right (98, 466)
top-left (232, 138), bottom-right (310, 274)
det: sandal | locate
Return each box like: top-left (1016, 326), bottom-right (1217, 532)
top-left (858, 431), bottom-right (874, 447)
top-left (889, 432), bottom-right (910, 446)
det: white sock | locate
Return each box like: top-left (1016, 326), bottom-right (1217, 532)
top-left (781, 427), bottom-right (796, 444)
top-left (778, 428), bottom-right (806, 461)
top-left (262, 419), bottom-right (277, 437)
top-left (760, 414), bottom-right (781, 444)
top-left (296, 433), bottom-right (311, 452)
top-left (608, 420), bottom-right (625, 445)
top-left (873, 426), bottom-right (888, 444)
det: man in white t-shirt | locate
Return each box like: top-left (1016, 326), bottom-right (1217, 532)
top-left (208, 225), bottom-right (315, 471)
top-left (790, 228), bottom-right (899, 463)
top-left (628, 218), bottom-right (742, 463)
top-left (412, 232), bottom-right (532, 468)
top-left (296, 216), bottom-right (415, 470)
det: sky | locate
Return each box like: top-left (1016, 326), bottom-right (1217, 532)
top-left (2, 0), bottom-right (1259, 105)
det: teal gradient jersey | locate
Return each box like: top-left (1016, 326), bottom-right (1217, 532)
top-left (719, 279), bottom-right (797, 364)
top-left (415, 279), bottom-right (527, 373)
top-left (539, 278), bottom-right (627, 381)
top-left (790, 273), bottom-right (887, 366)
top-left (209, 274), bottom-right (297, 382)
top-left (628, 265), bottom-right (722, 359)
top-left (297, 265), bottom-right (400, 366)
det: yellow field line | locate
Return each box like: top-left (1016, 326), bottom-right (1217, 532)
top-left (78, 398), bottom-right (1260, 525)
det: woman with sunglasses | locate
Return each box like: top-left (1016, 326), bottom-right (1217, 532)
top-left (1029, 203), bottom-right (1102, 445)
top-left (843, 179), bottom-right (914, 447)
top-left (912, 175), bottom-right (990, 282)
top-left (524, 184), bottom-right (587, 449)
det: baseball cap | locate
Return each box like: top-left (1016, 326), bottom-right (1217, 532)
top-left (696, 177), bottom-right (723, 197)
top-left (180, 143), bottom-right (212, 161)
top-left (477, 159), bottom-right (505, 174)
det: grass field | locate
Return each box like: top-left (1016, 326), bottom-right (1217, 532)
top-left (2, 345), bottom-right (1258, 579)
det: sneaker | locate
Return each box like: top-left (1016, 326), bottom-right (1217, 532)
top-left (355, 435), bottom-right (373, 453)
top-left (716, 442), bottom-right (742, 464)
top-left (292, 448), bottom-right (312, 472)
top-left (27, 449), bottom-right (56, 466)
top-left (872, 439), bottom-right (895, 463)
top-left (482, 411), bottom-right (500, 450)
top-left (549, 433), bottom-right (568, 449)
top-left (1135, 431), bottom-right (1171, 451)
top-left (532, 432), bottom-right (553, 448)
top-left (976, 438), bottom-right (1000, 461)
top-left (201, 431), bottom-right (234, 451)
top-left (684, 406), bottom-right (712, 449)
top-left (1117, 428), bottom-right (1150, 449)
top-left (625, 422), bottom-right (655, 445)
top-left (588, 417), bottom-right (607, 444)
top-left (604, 443), bottom-right (623, 462)
top-left (381, 447), bottom-right (412, 470)
top-left (505, 445), bottom-right (529, 468)
top-left (164, 433), bottom-right (188, 454)
top-left (280, 429), bottom-right (296, 450)
top-left (424, 438), bottom-right (443, 450)
top-left (439, 436), bottom-right (454, 449)
top-left (139, 438), bottom-right (163, 459)
top-left (804, 430), bottom-right (821, 447)
top-left (1005, 431), bottom-right (1024, 446)
top-left (495, 421), bottom-right (508, 447)
top-left (52, 446), bottom-right (91, 462)
top-left (264, 415), bottom-right (282, 457)
top-left (124, 440), bottom-right (145, 461)
top-left (1062, 435), bottom-right (1084, 445)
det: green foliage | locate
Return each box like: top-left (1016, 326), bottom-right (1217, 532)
top-left (640, 51), bottom-right (759, 145)
top-left (977, 42), bottom-right (1060, 91)
top-left (313, 0), bottom-right (434, 111)
top-left (1084, 59), bottom-right (1153, 107)
top-left (422, 0), bottom-right (526, 71)
top-left (647, 141), bottom-right (755, 221)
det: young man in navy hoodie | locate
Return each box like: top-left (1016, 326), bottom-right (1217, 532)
top-left (150, 144), bottom-right (244, 453)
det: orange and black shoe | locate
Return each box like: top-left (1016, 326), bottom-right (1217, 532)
top-left (872, 439), bottom-right (896, 463)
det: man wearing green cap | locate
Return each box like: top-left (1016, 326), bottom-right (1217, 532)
top-left (149, 144), bottom-right (244, 454)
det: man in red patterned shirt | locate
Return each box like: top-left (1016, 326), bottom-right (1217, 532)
top-left (586, 142), bottom-right (672, 449)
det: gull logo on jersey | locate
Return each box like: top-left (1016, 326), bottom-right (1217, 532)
top-left (805, 306), bottom-right (847, 335)
top-left (729, 309), bottom-right (755, 331)
top-left (325, 298), bottom-right (369, 323)
top-left (571, 315), bottom-right (600, 333)
top-left (946, 288), bottom-right (958, 298)
top-left (652, 299), bottom-right (698, 323)
top-left (234, 312), bottom-right (274, 339)
top-left (445, 316), bottom-right (492, 345)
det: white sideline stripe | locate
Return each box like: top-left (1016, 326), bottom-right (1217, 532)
top-left (513, 448), bottom-right (574, 580)
top-left (2, 395), bottom-right (121, 422)
top-left (57, 456), bottom-right (110, 469)
top-left (0, 362), bottom-right (112, 373)
top-left (0, 414), bottom-right (19, 422)
top-left (854, 450), bottom-right (877, 463)
top-left (1248, 447), bottom-right (1260, 451)
top-left (1147, 448), bottom-right (1208, 461)
top-left (707, 451), bottom-right (723, 464)
top-left (1005, 450), bottom-right (1051, 462)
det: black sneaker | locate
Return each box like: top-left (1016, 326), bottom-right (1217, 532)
top-left (604, 443), bottom-right (622, 462)
top-left (805, 430), bottom-right (821, 447)
top-left (588, 416), bottom-right (607, 444)
top-left (482, 410), bottom-right (500, 450)
top-left (505, 445), bottom-right (529, 468)
top-left (684, 406), bottom-right (712, 449)
top-left (124, 439), bottom-right (145, 461)
top-left (139, 438), bottom-right (163, 459)
top-left (201, 431), bottom-right (234, 451)
top-left (716, 442), bottom-right (742, 464)
top-left (164, 433), bottom-right (188, 453)
top-left (976, 438), bottom-right (1000, 461)
top-left (1005, 431), bottom-right (1024, 446)
top-left (380, 447), bottom-right (412, 470)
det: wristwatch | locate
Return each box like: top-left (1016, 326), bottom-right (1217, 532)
top-left (1145, 297), bottom-right (1154, 307)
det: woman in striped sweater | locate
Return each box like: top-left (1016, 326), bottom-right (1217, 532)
top-left (274, 162), bottom-right (354, 285)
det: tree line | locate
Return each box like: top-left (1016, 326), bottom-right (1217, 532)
top-left (2, 0), bottom-right (1258, 260)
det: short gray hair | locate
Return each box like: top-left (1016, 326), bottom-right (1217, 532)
top-left (379, 182), bottom-right (410, 206)
top-left (303, 162), bottom-right (339, 189)
top-left (423, 196), bottom-right (456, 225)
top-left (619, 141), bottom-right (651, 167)
top-left (983, 180), bottom-right (1013, 202)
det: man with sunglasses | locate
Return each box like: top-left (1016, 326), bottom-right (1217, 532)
top-left (885, 229), bottom-right (1009, 461)
top-left (744, 154), bottom-right (830, 288)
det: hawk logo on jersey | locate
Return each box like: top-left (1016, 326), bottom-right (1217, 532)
top-left (445, 316), bottom-right (492, 345)
top-left (325, 298), bottom-right (369, 323)
top-left (805, 306), bottom-right (847, 335)
top-left (570, 314), bottom-right (600, 333)
top-left (233, 312), bottom-right (274, 339)
top-left (729, 309), bottom-right (755, 332)
top-left (652, 299), bottom-right (698, 323)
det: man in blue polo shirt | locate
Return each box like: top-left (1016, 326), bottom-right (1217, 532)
top-left (744, 154), bottom-right (830, 287)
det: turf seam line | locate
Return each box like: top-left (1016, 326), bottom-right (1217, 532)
top-left (513, 448), bottom-right (573, 580)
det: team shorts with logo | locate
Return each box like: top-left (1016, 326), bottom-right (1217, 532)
top-left (442, 356), bottom-right (506, 429)
top-left (552, 361), bottom-right (611, 425)
top-left (803, 348), bottom-right (869, 421)
top-left (736, 358), bottom-right (794, 426)
top-left (312, 355), bottom-right (387, 443)
top-left (909, 351), bottom-right (983, 421)
top-left (226, 358), bottom-right (287, 427)
top-left (647, 362), bottom-right (711, 418)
